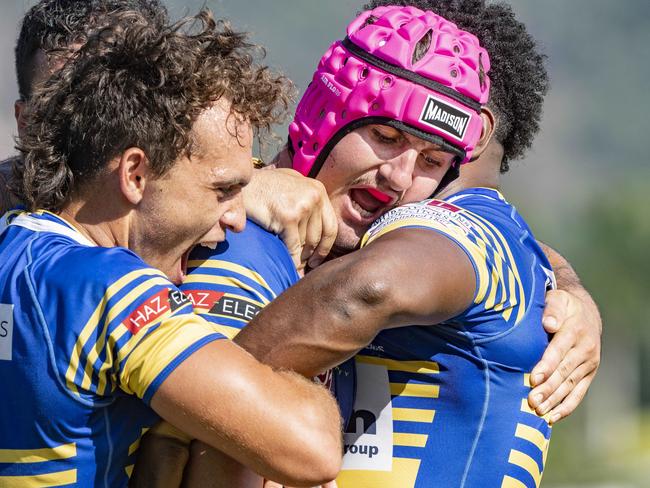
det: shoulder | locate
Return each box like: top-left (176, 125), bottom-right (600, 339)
top-left (188, 219), bottom-right (299, 289)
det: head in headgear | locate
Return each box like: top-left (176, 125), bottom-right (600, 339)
top-left (287, 5), bottom-right (493, 252)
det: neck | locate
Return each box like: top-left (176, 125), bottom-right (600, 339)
top-left (436, 141), bottom-right (503, 200)
top-left (58, 192), bottom-right (130, 249)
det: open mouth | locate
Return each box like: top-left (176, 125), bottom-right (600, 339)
top-left (349, 187), bottom-right (395, 220)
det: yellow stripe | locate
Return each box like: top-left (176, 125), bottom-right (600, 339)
top-left (0, 469), bottom-right (77, 487)
top-left (83, 276), bottom-right (171, 392)
top-left (508, 449), bottom-right (542, 487)
top-left (187, 259), bottom-right (277, 299)
top-left (188, 320), bottom-right (240, 339)
top-left (125, 465), bottom-right (134, 478)
top-left (120, 315), bottom-right (220, 398)
top-left (503, 270), bottom-right (517, 322)
top-left (65, 268), bottom-right (167, 395)
top-left (390, 382), bottom-right (439, 398)
top-left (356, 355), bottom-right (439, 375)
top-left (392, 408), bottom-right (435, 423)
top-left (515, 424), bottom-right (548, 454)
top-left (393, 432), bottom-right (428, 447)
top-left (501, 475), bottom-right (528, 488)
top-left (469, 212), bottom-right (526, 324)
top-left (520, 399), bottom-right (552, 423)
top-left (338, 457), bottom-right (420, 488)
top-left (363, 218), bottom-right (492, 306)
top-left (0, 443), bottom-right (76, 463)
top-left (183, 274), bottom-right (270, 305)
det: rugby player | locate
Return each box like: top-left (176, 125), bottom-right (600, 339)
top-left (144, 2), bottom-right (601, 487)
top-left (0, 8), bottom-right (342, 488)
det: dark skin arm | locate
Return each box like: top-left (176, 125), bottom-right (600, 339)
top-left (529, 242), bottom-right (602, 422)
top-left (235, 227), bottom-right (475, 376)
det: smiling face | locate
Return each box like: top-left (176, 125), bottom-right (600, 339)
top-left (132, 101), bottom-right (252, 284)
top-left (315, 124), bottom-right (456, 253)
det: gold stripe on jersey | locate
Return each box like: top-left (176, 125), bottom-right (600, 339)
top-left (119, 315), bottom-right (219, 399)
top-left (356, 355), bottom-right (439, 375)
top-left (65, 268), bottom-right (168, 396)
top-left (501, 475), bottom-right (528, 488)
top-left (0, 469), bottom-right (77, 487)
top-left (515, 424), bottom-right (549, 464)
top-left (82, 276), bottom-right (172, 393)
top-left (0, 443), bottom-right (76, 463)
top-left (393, 433), bottom-right (428, 448)
top-left (125, 464), bottom-right (134, 478)
top-left (337, 457), bottom-right (421, 488)
top-left (464, 212), bottom-right (526, 324)
top-left (520, 399), bottom-right (552, 424)
top-left (186, 259), bottom-right (277, 299)
top-left (389, 383), bottom-right (439, 398)
top-left (183, 274), bottom-right (271, 305)
top-left (507, 450), bottom-right (542, 488)
top-left (362, 218), bottom-right (491, 306)
top-left (392, 408), bottom-right (435, 423)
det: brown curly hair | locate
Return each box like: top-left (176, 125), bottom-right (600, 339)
top-left (14, 8), bottom-right (292, 211)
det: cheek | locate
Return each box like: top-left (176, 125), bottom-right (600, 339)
top-left (402, 177), bottom-right (441, 203)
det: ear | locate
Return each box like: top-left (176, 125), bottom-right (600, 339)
top-left (14, 100), bottom-right (27, 139)
top-left (471, 107), bottom-right (496, 159)
top-left (118, 147), bottom-right (149, 205)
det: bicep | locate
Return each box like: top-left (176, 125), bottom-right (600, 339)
top-left (356, 227), bottom-right (476, 325)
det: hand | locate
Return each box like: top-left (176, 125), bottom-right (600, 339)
top-left (528, 288), bottom-right (602, 423)
top-left (243, 168), bottom-right (337, 274)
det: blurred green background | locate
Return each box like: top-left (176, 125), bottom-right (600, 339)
top-left (2, 1), bottom-right (649, 486)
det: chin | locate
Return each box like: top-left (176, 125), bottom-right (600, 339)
top-left (334, 227), bottom-right (364, 255)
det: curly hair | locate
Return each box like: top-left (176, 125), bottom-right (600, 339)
top-left (363, 0), bottom-right (550, 172)
top-left (15, 9), bottom-right (292, 211)
top-left (15, 0), bottom-right (168, 101)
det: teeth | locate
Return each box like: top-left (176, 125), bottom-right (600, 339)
top-left (200, 242), bottom-right (218, 250)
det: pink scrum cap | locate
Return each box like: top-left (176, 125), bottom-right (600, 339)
top-left (289, 5), bottom-right (491, 178)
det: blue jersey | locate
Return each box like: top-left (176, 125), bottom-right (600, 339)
top-left (337, 188), bottom-right (555, 488)
top-left (0, 212), bottom-right (225, 487)
top-left (181, 220), bottom-right (299, 338)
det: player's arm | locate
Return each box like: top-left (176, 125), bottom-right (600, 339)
top-left (529, 242), bottom-right (602, 422)
top-left (147, 332), bottom-right (342, 487)
top-left (235, 227), bottom-right (475, 377)
top-left (243, 166), bottom-right (337, 274)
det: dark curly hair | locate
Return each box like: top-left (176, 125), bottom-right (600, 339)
top-left (15, 0), bottom-right (168, 101)
top-left (363, 0), bottom-right (549, 172)
top-left (14, 9), bottom-right (292, 211)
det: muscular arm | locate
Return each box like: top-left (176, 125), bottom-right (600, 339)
top-left (235, 227), bottom-right (475, 376)
top-left (150, 338), bottom-right (341, 487)
top-left (529, 242), bottom-right (602, 422)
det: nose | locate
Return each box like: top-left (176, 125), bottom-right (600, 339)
top-left (379, 149), bottom-right (418, 192)
top-left (220, 192), bottom-right (246, 234)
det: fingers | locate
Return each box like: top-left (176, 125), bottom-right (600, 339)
top-left (530, 322), bottom-right (577, 387)
top-left (281, 224), bottom-right (305, 272)
top-left (542, 289), bottom-right (571, 334)
top-left (546, 373), bottom-right (596, 424)
top-left (529, 354), bottom-right (596, 416)
top-left (308, 200), bottom-right (337, 269)
top-left (301, 211), bottom-right (322, 268)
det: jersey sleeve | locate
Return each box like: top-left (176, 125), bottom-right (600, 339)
top-left (361, 200), bottom-right (529, 327)
top-left (181, 220), bottom-right (299, 339)
top-left (31, 245), bottom-right (226, 405)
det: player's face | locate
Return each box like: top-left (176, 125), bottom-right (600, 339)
top-left (316, 124), bottom-right (456, 253)
top-left (135, 101), bottom-right (252, 284)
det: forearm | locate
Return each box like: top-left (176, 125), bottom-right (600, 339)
top-left (235, 229), bottom-right (472, 377)
top-left (235, 253), bottom-right (392, 377)
top-left (151, 341), bottom-right (341, 486)
top-left (539, 241), bottom-right (601, 333)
